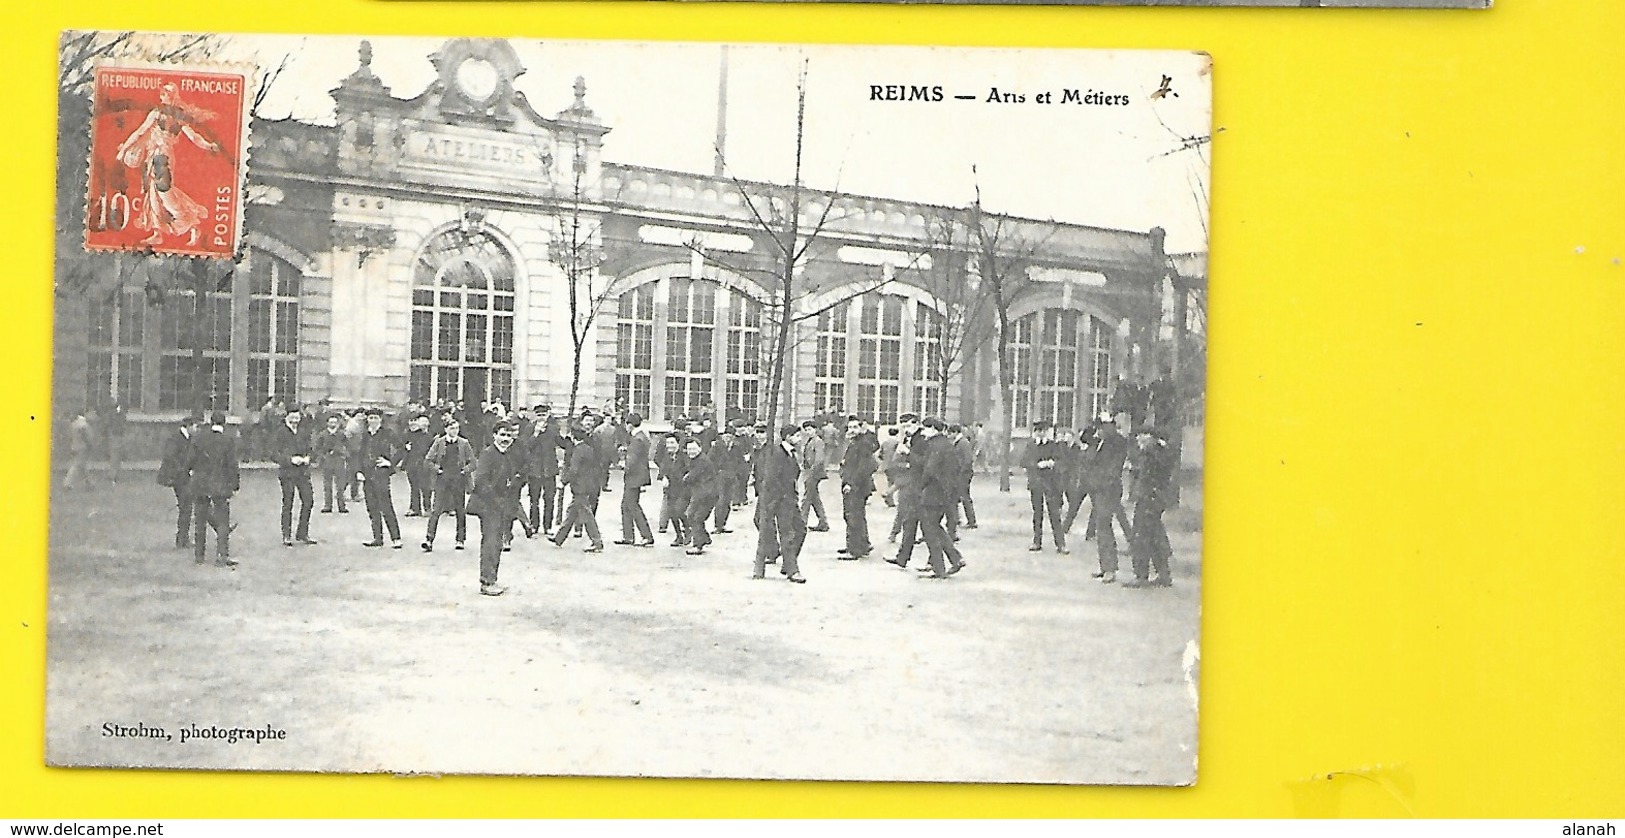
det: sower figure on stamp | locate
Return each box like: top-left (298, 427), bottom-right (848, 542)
top-left (753, 424), bottom-right (807, 584)
top-left (615, 413), bottom-right (655, 547)
top-left (313, 414), bottom-right (350, 514)
top-left (189, 412), bottom-right (239, 568)
top-left (550, 425), bottom-right (605, 553)
top-left (422, 417), bottom-right (475, 552)
top-left (269, 407), bottom-right (317, 547)
top-left (157, 414), bottom-right (199, 549)
top-left (1023, 421), bottom-right (1070, 554)
top-left (469, 421), bottom-right (524, 596)
top-left (915, 418), bottom-right (966, 580)
top-left (837, 415), bottom-right (877, 560)
top-left (1125, 427), bottom-right (1176, 588)
top-left (1087, 414), bottom-right (1131, 584)
top-left (356, 408), bottom-right (403, 549)
top-left (402, 414), bottom-right (434, 517)
top-left (797, 420), bottom-right (830, 531)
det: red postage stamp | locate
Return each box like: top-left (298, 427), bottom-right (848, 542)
top-left (85, 65), bottom-right (249, 259)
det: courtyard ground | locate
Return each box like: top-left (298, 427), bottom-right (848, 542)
top-left (44, 469), bottom-right (1201, 785)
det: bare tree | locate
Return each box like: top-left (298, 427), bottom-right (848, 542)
top-left (551, 137), bottom-right (617, 417)
top-left (966, 176), bottom-right (1061, 493)
top-left (689, 61), bottom-right (852, 431)
top-left (916, 209), bottom-right (994, 418)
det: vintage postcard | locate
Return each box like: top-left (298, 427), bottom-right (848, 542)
top-left (49, 32), bottom-right (1209, 784)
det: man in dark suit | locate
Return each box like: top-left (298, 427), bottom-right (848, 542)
top-left (156, 414), bottom-right (200, 549)
top-left (1023, 421), bottom-right (1071, 554)
top-left (656, 433), bottom-right (690, 544)
top-left (916, 417), bottom-right (966, 579)
top-left (268, 407), bottom-right (317, 547)
top-left (681, 438), bottom-right (720, 555)
top-left (356, 408), bottom-right (403, 549)
top-left (753, 424), bottom-right (807, 583)
top-left (1088, 414), bottom-right (1131, 584)
top-left (470, 421), bottom-right (524, 596)
top-left (709, 427), bottom-right (745, 533)
top-left (188, 412), bottom-right (239, 567)
top-left (1125, 427), bottom-right (1177, 588)
top-left (837, 416), bottom-right (878, 560)
top-left (550, 426), bottom-right (605, 552)
top-left (402, 414), bottom-right (434, 517)
top-left (615, 413), bottom-right (655, 547)
top-left (523, 407), bottom-right (561, 535)
top-left (885, 414), bottom-right (928, 569)
top-left (313, 413), bottom-right (350, 514)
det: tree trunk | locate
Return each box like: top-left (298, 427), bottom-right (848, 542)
top-left (994, 301), bottom-right (1014, 493)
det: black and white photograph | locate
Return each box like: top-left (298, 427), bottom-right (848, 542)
top-left (48, 32), bottom-right (1210, 784)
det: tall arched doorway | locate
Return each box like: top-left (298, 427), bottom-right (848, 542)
top-left (409, 227), bottom-right (517, 407)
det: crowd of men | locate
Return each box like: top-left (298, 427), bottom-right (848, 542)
top-left (130, 391), bottom-right (1184, 597)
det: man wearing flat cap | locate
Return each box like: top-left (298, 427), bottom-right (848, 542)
top-left (188, 411), bottom-right (240, 567)
top-left (1125, 427), bottom-right (1176, 588)
top-left (357, 408), bottom-right (403, 549)
top-left (1022, 420), bottom-right (1070, 554)
top-left (269, 405), bottom-right (317, 547)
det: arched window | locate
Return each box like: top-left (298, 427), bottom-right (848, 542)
top-left (246, 251), bottom-right (301, 409)
top-left (812, 300), bottom-right (849, 415)
top-left (409, 228), bottom-right (517, 406)
top-left (663, 277), bottom-right (717, 421)
top-left (615, 284), bottom-right (655, 418)
top-left (610, 274), bottom-right (772, 424)
top-left (1009, 308), bottom-right (1115, 429)
top-left (725, 293), bottom-right (766, 419)
top-left (855, 293), bottom-right (904, 424)
top-left (913, 302), bottom-right (944, 418)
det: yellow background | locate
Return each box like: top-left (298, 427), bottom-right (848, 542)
top-left (4, 0), bottom-right (1622, 818)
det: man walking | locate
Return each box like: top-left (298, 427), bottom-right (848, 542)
top-left (523, 409), bottom-right (561, 536)
top-left (798, 419), bottom-right (830, 531)
top-left (709, 426), bottom-right (745, 533)
top-left (357, 408), bottom-right (403, 549)
top-left (916, 418), bottom-right (966, 579)
top-left (470, 421), bottom-right (524, 596)
top-left (314, 413), bottom-right (350, 514)
top-left (837, 415), bottom-right (877, 560)
top-left (551, 426), bottom-right (605, 552)
top-left (1125, 427), bottom-right (1177, 588)
top-left (422, 417), bottom-right (475, 552)
top-left (753, 424), bottom-right (807, 583)
top-left (885, 414), bottom-right (928, 569)
top-left (946, 424), bottom-right (976, 535)
top-left (156, 414), bottom-right (199, 549)
top-left (681, 438), bottom-right (721, 555)
top-left (615, 413), bottom-right (655, 547)
top-left (269, 407), bottom-right (317, 547)
top-left (188, 412), bottom-right (239, 567)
